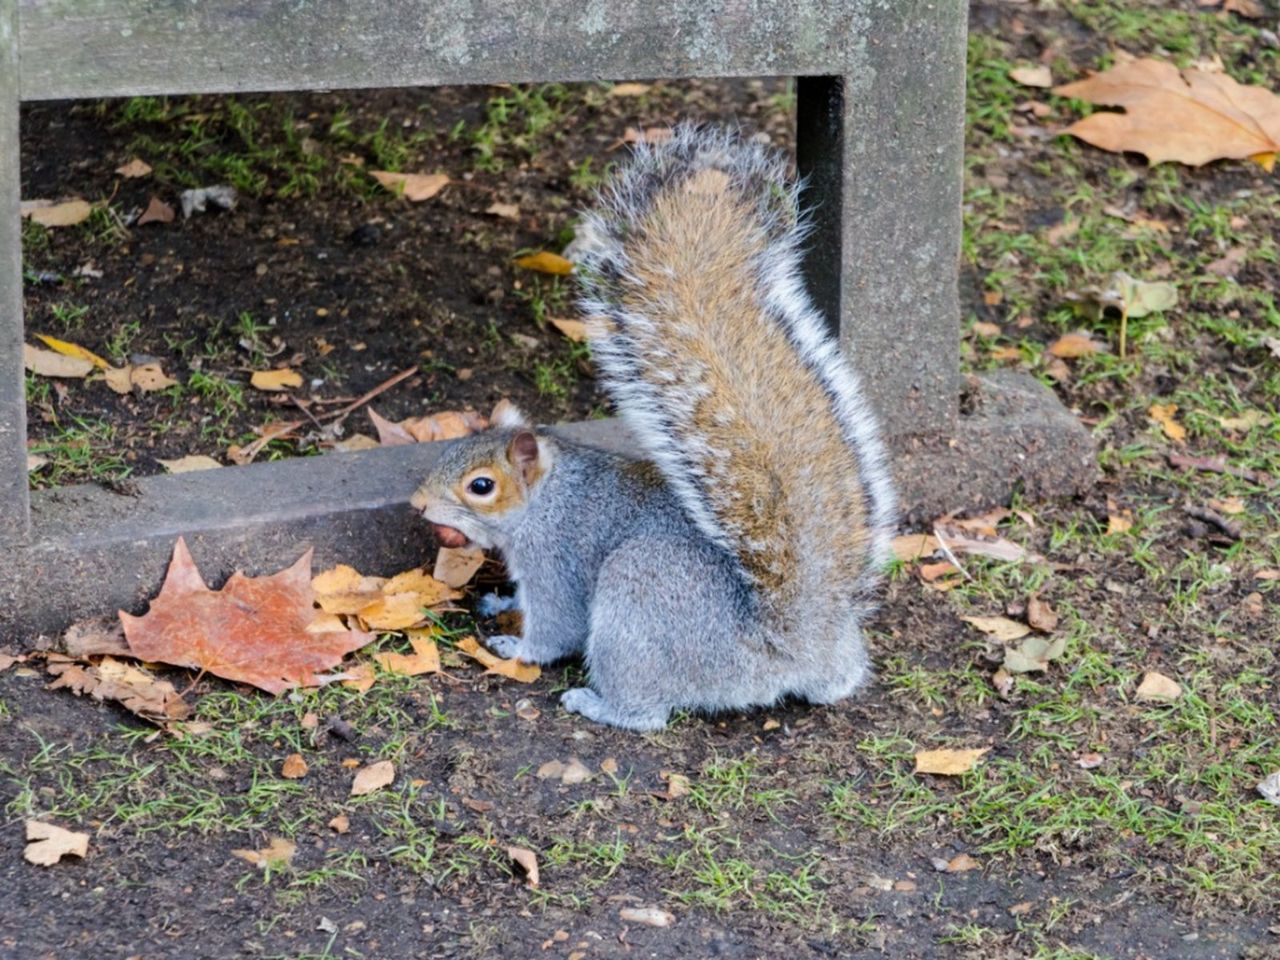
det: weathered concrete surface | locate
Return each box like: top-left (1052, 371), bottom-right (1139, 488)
top-left (0, 0), bottom-right (28, 545)
top-left (23, 0), bottom-right (889, 100)
top-left (3, 397), bottom-right (1095, 640)
top-left (798, 0), bottom-right (968, 438)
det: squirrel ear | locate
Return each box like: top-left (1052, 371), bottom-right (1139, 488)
top-left (491, 399), bottom-right (530, 430)
top-left (507, 430), bottom-right (546, 485)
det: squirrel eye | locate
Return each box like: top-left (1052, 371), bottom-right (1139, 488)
top-left (467, 477), bottom-right (495, 496)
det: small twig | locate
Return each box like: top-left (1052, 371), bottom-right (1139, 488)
top-left (290, 395), bottom-right (325, 431)
top-left (320, 367), bottom-right (418, 423)
top-left (931, 525), bottom-right (974, 581)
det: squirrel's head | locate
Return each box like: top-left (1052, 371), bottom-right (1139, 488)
top-left (409, 403), bottom-right (554, 550)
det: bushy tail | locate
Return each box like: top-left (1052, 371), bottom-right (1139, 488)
top-left (573, 126), bottom-right (896, 620)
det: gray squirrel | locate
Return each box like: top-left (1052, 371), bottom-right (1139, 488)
top-left (410, 126), bottom-right (896, 731)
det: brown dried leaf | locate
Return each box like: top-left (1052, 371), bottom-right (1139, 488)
top-left (281, 753), bottom-right (309, 779)
top-left (1026, 596), bottom-right (1059, 633)
top-left (351, 759), bottom-right (395, 796)
top-left (891, 534), bottom-right (941, 562)
top-left (21, 198), bottom-right (93, 227)
top-left (1048, 331), bottom-right (1107, 359)
top-left (369, 170), bottom-right (449, 201)
top-left (1148, 403), bottom-right (1187, 444)
top-left (24, 821), bottom-right (89, 866)
top-left (961, 616), bottom-right (1031, 642)
top-left (374, 633), bottom-right (441, 676)
top-left (341, 662), bottom-right (376, 693)
top-left (232, 836), bottom-right (296, 869)
top-left (121, 538), bottom-right (374, 694)
top-left (434, 546), bottom-right (486, 588)
top-left (367, 407), bottom-right (416, 446)
top-left (456, 635), bottom-right (541, 682)
top-left (329, 814), bottom-right (350, 834)
top-left (1054, 59), bottom-right (1280, 166)
top-left (1002, 633), bottom-right (1067, 674)
top-left (619, 906), bottom-right (675, 927)
top-left (46, 654), bottom-right (191, 723)
top-left (486, 201), bottom-right (520, 220)
top-left (23, 344), bottom-right (94, 379)
top-left (250, 368), bottom-right (303, 391)
top-left (942, 853), bottom-right (981, 873)
top-left (131, 362), bottom-right (178, 392)
top-left (1136, 671), bottom-right (1182, 702)
top-left (136, 196), bottom-right (175, 225)
top-left (609, 82), bottom-right (652, 97)
top-left (508, 845), bottom-right (540, 887)
top-left (115, 158), bottom-right (153, 178)
top-left (1010, 64), bottom-right (1053, 88)
top-left (935, 524), bottom-right (1036, 562)
top-left (548, 317), bottom-right (591, 342)
top-left (157, 455), bottom-right (222, 474)
top-left (914, 748), bottom-right (989, 776)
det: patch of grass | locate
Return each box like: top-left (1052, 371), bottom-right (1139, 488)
top-left (27, 415), bottom-right (132, 489)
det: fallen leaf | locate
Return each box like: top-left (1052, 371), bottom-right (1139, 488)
top-left (340, 662), bottom-right (376, 693)
top-left (374, 633), bottom-right (441, 676)
top-left (130, 362), bottom-right (178, 392)
top-left (619, 907), bottom-right (675, 927)
top-left (1148, 403), bottom-right (1187, 444)
top-left (621, 126), bottom-right (673, 145)
top-left (918, 561), bottom-right (960, 583)
top-left (609, 82), bottom-right (652, 97)
top-left (1026, 596), bottom-right (1059, 633)
top-left (456, 635), bottom-right (541, 682)
top-left (1206, 246), bottom-right (1247, 277)
top-left (508, 846), bottom-right (540, 887)
top-left (157, 455), bottom-right (222, 474)
top-left (1216, 409), bottom-right (1267, 433)
top-left (1136, 671), bottom-right (1182, 702)
top-left (369, 170), bottom-right (449, 201)
top-left (23, 344), bottom-right (94, 378)
top-left (486, 202), bottom-right (520, 220)
top-left (1076, 752), bottom-right (1105, 769)
top-left (971, 321), bottom-right (1001, 338)
top-left (434, 546), bottom-right (486, 588)
top-left (1110, 272), bottom-right (1177, 318)
top-left (891, 534), bottom-right (941, 562)
top-left (136, 196), bottom-right (175, 225)
top-left (1169, 452), bottom-right (1269, 485)
top-left (351, 760), bottom-right (396, 796)
top-left (513, 251), bottom-right (574, 275)
top-left (34, 334), bottom-right (109, 369)
top-left (1255, 569), bottom-right (1280, 581)
top-left (1010, 64), bottom-right (1053, 88)
top-left (334, 434), bottom-right (380, 452)
top-left (251, 368), bottom-right (303, 391)
top-left (227, 420), bottom-right (302, 466)
top-left (21, 198), bottom-right (93, 227)
top-left (914, 748), bottom-right (989, 776)
top-left (1054, 58), bottom-right (1280, 166)
top-left (329, 814), bottom-right (350, 834)
top-left (961, 615), bottom-right (1031, 642)
top-left (24, 821), bottom-right (89, 866)
top-left (232, 836), bottom-right (296, 870)
top-left (548, 317), bottom-right (591, 342)
top-left (1048, 331), bottom-right (1107, 359)
top-left (26, 454), bottom-right (47, 472)
top-left (400, 410), bottom-right (488, 442)
top-left (936, 523), bottom-right (1037, 562)
top-left (121, 538), bottom-right (374, 694)
top-left (115, 158), bottom-right (153, 178)
top-left (1002, 633), bottom-right (1067, 674)
top-left (1208, 496), bottom-right (1245, 515)
top-left (281, 753), bottom-right (309, 779)
top-left (941, 853), bottom-right (981, 873)
top-left (45, 654), bottom-right (191, 723)
top-left (536, 759), bottom-right (566, 780)
top-left (660, 771), bottom-right (691, 799)
top-left (1200, 0), bottom-right (1266, 19)
top-left (368, 407), bottom-right (416, 446)
top-left (561, 759), bottom-right (593, 785)
top-left (0, 653), bottom-right (15, 672)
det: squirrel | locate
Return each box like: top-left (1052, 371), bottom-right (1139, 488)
top-left (410, 126), bottom-right (896, 731)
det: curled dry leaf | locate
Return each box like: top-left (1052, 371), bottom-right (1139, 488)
top-left (351, 759), bottom-right (396, 796)
top-left (340, 662), bottom-right (376, 693)
top-left (914, 748), bottom-right (989, 776)
top-left (456, 635), bottom-right (541, 683)
top-left (486, 201), bottom-right (520, 220)
top-left (1048, 331), bottom-right (1107, 359)
top-left (23, 344), bottom-right (94, 379)
top-left (609, 82), bottom-right (652, 97)
top-left (1026, 596), bottom-right (1059, 633)
top-left (1136, 671), bottom-right (1182, 702)
top-left (281, 753), bottom-right (309, 779)
top-left (619, 907), bottom-right (675, 927)
top-left (508, 846), bottom-right (540, 888)
top-left (24, 821), bottom-right (89, 866)
top-left (1009, 64), bottom-right (1053, 88)
top-left (26, 454), bottom-right (48, 473)
top-left (548, 317), bottom-right (591, 342)
top-left (137, 196), bottom-right (175, 225)
top-left (45, 653), bottom-right (191, 723)
top-left (370, 170), bottom-right (449, 201)
top-left (513, 251), bottom-right (574, 275)
top-left (250, 368), bottom-right (304, 391)
top-left (329, 814), bottom-right (350, 834)
top-left (35, 334), bottom-right (109, 369)
top-left (122, 538), bottom-right (374, 694)
top-left (115, 158), bottom-right (153, 178)
top-left (1054, 58), bottom-right (1280, 167)
top-left (1148, 403), bottom-right (1187, 444)
top-left (935, 523), bottom-right (1037, 563)
top-left (232, 836), bottom-right (296, 870)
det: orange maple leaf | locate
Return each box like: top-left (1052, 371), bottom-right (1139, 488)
top-left (121, 538), bottom-right (374, 694)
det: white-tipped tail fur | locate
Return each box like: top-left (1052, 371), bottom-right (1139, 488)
top-left (574, 125), bottom-right (896, 618)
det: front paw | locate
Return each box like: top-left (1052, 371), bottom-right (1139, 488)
top-left (478, 592), bottom-right (519, 617)
top-left (484, 634), bottom-right (525, 660)
top-left (560, 686), bottom-right (601, 716)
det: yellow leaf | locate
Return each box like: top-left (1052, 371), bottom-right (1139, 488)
top-left (313, 564), bottom-right (386, 597)
top-left (280, 753), bottom-right (309, 779)
top-left (35, 334), bottom-right (109, 369)
top-left (1054, 59), bottom-right (1280, 166)
top-left (357, 592), bottom-right (430, 631)
top-left (374, 634), bottom-right (441, 676)
top-left (1148, 403), bottom-right (1187, 444)
top-left (1048, 332), bottom-right (1106, 359)
top-left (21, 198), bottom-right (93, 227)
top-left (1249, 151), bottom-right (1276, 172)
top-left (914, 748), bottom-right (990, 776)
top-left (434, 546), bottom-right (486, 588)
top-left (251, 368), bottom-right (303, 391)
top-left (369, 170), bottom-right (449, 201)
top-left (341, 662), bottom-right (376, 692)
top-left (513, 251), bottom-right (574, 275)
top-left (382, 569), bottom-right (462, 606)
top-left (231, 836), bottom-right (296, 869)
top-left (457, 635), bottom-right (541, 683)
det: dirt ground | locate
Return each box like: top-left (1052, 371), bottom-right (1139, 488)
top-left (4, 2), bottom-right (1280, 959)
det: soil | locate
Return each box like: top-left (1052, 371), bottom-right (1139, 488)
top-left (4, 3), bottom-right (1280, 959)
